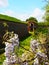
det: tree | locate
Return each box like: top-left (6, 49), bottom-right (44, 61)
top-left (26, 17), bottom-right (38, 23)
top-left (44, 1), bottom-right (49, 23)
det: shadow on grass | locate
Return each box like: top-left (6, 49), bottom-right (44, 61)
top-left (0, 44), bottom-right (5, 54)
top-left (0, 48), bottom-right (5, 54)
top-left (20, 33), bottom-right (31, 41)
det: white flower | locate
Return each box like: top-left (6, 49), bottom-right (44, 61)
top-left (5, 42), bottom-right (9, 47)
top-left (5, 52), bottom-right (11, 57)
top-left (5, 46), bottom-right (14, 53)
top-left (14, 34), bottom-right (18, 39)
top-left (10, 55), bottom-right (16, 63)
top-left (34, 58), bottom-right (39, 65)
top-left (3, 33), bottom-right (19, 65)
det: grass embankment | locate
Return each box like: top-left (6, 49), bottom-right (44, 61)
top-left (0, 54), bottom-right (5, 65)
top-left (0, 14), bottom-right (27, 24)
top-left (17, 34), bottom-right (34, 56)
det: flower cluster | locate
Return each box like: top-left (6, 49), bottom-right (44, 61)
top-left (3, 33), bottom-right (19, 65)
top-left (30, 40), bottom-right (49, 65)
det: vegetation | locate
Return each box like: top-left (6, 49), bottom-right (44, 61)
top-left (38, 21), bottom-right (49, 26)
top-left (0, 26), bottom-right (49, 65)
top-left (44, 0), bottom-right (49, 22)
top-left (0, 54), bottom-right (5, 65)
top-left (0, 1), bottom-right (49, 64)
top-left (0, 14), bottom-right (27, 24)
top-left (26, 17), bottom-right (38, 24)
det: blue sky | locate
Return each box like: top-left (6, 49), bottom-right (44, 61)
top-left (0, 0), bottom-right (46, 21)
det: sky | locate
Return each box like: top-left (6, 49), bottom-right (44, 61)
top-left (0, 0), bottom-right (46, 21)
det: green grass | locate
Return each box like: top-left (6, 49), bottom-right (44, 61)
top-left (15, 32), bottom-right (37, 57)
top-left (0, 54), bottom-right (5, 65)
top-left (38, 21), bottom-right (49, 26)
top-left (0, 14), bottom-right (27, 24)
top-left (18, 35), bottom-right (33, 56)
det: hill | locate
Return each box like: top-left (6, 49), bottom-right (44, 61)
top-left (0, 14), bottom-right (27, 24)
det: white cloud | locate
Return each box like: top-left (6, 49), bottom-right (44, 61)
top-left (32, 8), bottom-right (45, 21)
top-left (0, 8), bottom-right (45, 22)
top-left (1, 10), bottom-right (30, 21)
top-left (3, 10), bottom-right (15, 16)
top-left (0, 0), bottom-right (8, 7)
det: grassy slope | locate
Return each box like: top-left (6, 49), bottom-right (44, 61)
top-left (0, 14), bottom-right (27, 24)
top-left (18, 34), bottom-right (34, 56)
top-left (0, 54), bottom-right (5, 65)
